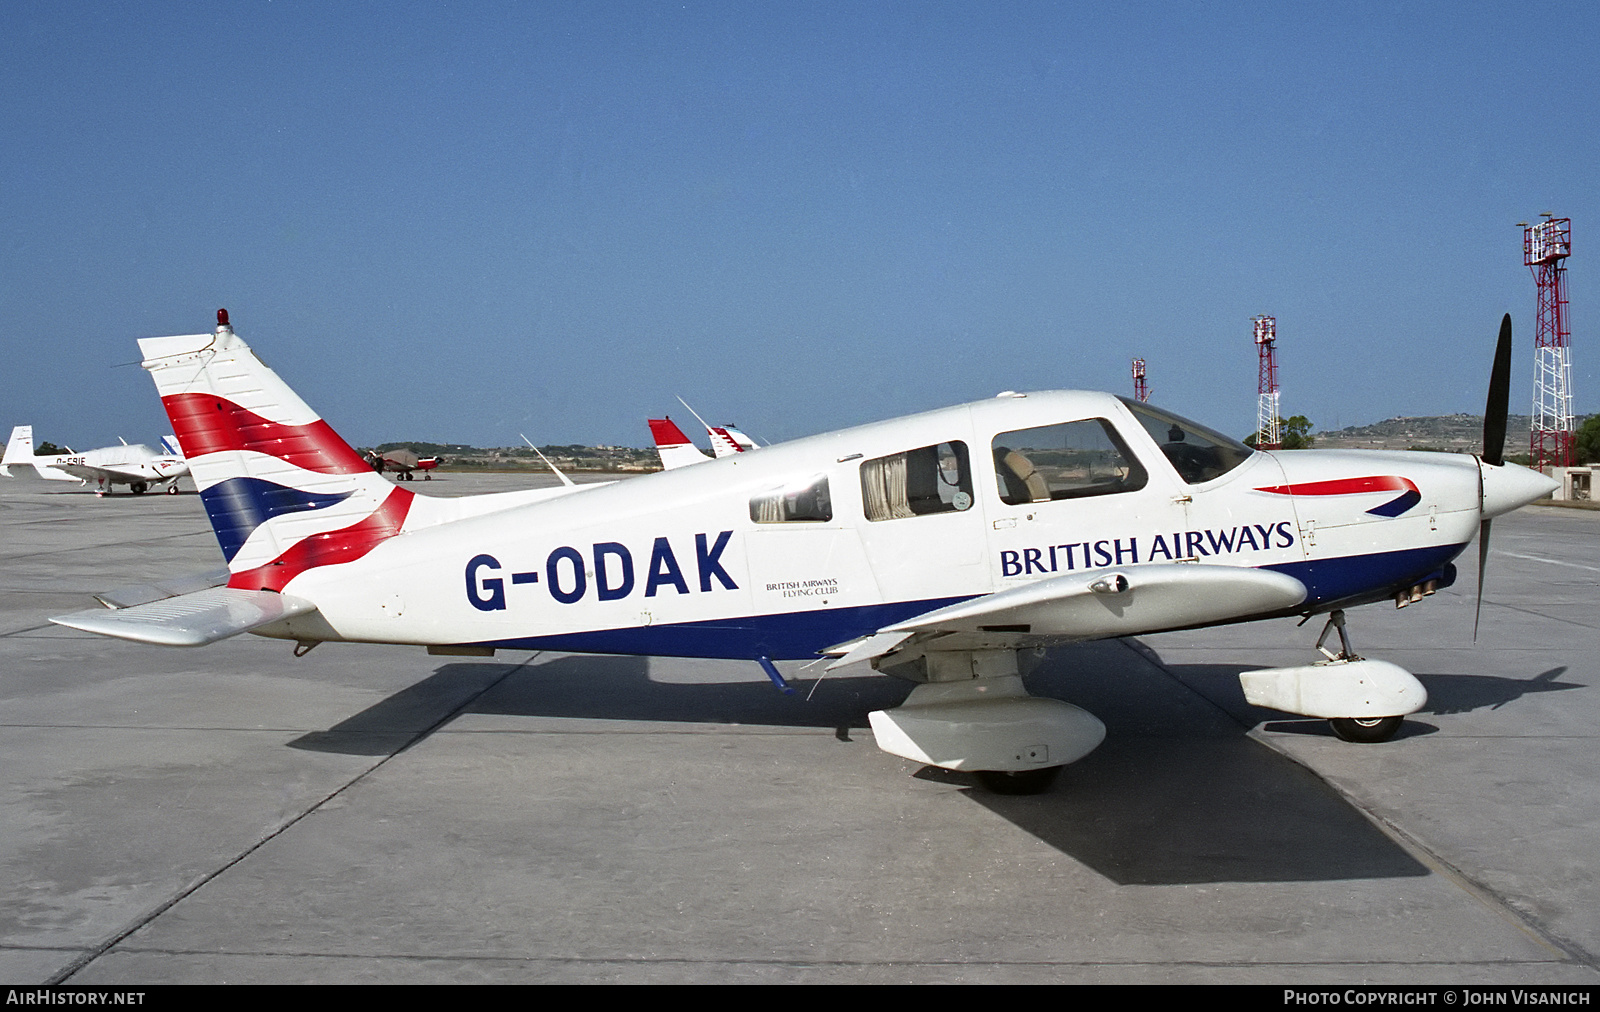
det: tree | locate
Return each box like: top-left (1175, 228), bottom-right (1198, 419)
top-left (1575, 415), bottom-right (1600, 465)
top-left (35, 441), bottom-right (65, 455)
top-left (1244, 415), bottom-right (1314, 450)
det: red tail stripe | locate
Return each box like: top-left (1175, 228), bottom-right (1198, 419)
top-left (648, 418), bottom-right (692, 445)
top-left (163, 393), bottom-right (371, 475)
top-left (227, 486), bottom-right (414, 592)
top-left (1254, 476), bottom-right (1418, 496)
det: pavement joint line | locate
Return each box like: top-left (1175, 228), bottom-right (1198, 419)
top-left (1481, 601), bottom-right (1600, 630)
top-left (0, 722), bottom-right (475, 733)
top-left (45, 652), bottom-right (541, 986)
top-left (55, 948), bottom-right (1586, 971)
top-left (1119, 637), bottom-right (1595, 972)
top-left (0, 623), bottom-right (56, 638)
top-left (1324, 791), bottom-right (1596, 972)
top-left (1492, 551), bottom-right (1600, 574)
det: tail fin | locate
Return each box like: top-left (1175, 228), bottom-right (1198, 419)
top-left (161, 435), bottom-right (184, 458)
top-left (707, 423), bottom-right (757, 457)
top-left (648, 417), bottom-right (712, 470)
top-left (2, 424), bottom-right (77, 480)
top-left (673, 397), bottom-right (758, 459)
top-left (1, 425), bottom-right (32, 475)
top-left (137, 311), bottom-right (413, 591)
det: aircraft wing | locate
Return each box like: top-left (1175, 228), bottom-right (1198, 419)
top-left (55, 463), bottom-right (151, 484)
top-left (16, 464), bottom-right (82, 481)
top-left (50, 587), bottom-right (318, 647)
top-left (828, 564), bottom-right (1307, 668)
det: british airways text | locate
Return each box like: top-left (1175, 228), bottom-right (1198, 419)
top-left (1000, 521), bottom-right (1296, 577)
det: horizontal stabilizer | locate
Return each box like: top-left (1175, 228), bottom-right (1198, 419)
top-left (51, 587), bottom-right (318, 647)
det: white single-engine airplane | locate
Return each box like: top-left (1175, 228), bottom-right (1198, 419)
top-left (52, 312), bottom-right (1555, 792)
top-left (3, 425), bottom-right (188, 495)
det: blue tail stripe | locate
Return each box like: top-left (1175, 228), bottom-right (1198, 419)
top-left (199, 477), bottom-right (355, 561)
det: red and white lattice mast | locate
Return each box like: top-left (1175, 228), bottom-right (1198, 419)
top-left (1254, 315), bottom-right (1280, 449)
top-left (1131, 358), bottom-right (1150, 402)
top-left (1522, 215), bottom-right (1574, 469)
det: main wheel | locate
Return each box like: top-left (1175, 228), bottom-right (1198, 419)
top-left (130, 482), bottom-right (147, 495)
top-left (975, 766), bottom-right (1062, 795)
top-left (1329, 715), bottom-right (1403, 743)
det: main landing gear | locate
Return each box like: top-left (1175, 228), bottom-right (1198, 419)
top-left (868, 649), bottom-right (1106, 794)
top-left (1238, 609), bottom-right (1427, 743)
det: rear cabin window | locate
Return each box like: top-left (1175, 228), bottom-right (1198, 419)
top-left (860, 441), bottom-right (974, 521)
top-left (749, 473), bottom-right (832, 523)
top-left (991, 419), bottom-right (1147, 505)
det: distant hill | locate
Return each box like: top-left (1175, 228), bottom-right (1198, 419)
top-left (363, 441), bottom-right (660, 472)
top-left (1312, 415), bottom-right (1533, 452)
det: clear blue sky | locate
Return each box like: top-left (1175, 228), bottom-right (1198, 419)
top-left (3, 1), bottom-right (1595, 450)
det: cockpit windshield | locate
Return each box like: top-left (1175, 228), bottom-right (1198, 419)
top-left (1118, 398), bottom-right (1255, 485)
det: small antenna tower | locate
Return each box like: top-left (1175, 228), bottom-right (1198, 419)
top-left (1131, 358), bottom-right (1150, 402)
top-left (1254, 316), bottom-right (1280, 449)
top-left (1522, 216), bottom-right (1574, 469)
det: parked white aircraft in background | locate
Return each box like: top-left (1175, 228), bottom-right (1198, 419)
top-left (650, 398), bottom-right (760, 471)
top-left (2, 425), bottom-right (188, 495)
top-left (52, 312), bottom-right (1554, 793)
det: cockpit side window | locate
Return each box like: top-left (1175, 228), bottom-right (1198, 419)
top-left (749, 474), bottom-right (832, 523)
top-left (860, 441), bottom-right (974, 521)
top-left (990, 419), bottom-right (1147, 505)
top-left (1118, 398), bottom-right (1254, 484)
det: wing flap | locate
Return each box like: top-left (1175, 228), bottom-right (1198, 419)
top-left (51, 587), bottom-right (318, 647)
top-left (824, 631), bottom-right (916, 670)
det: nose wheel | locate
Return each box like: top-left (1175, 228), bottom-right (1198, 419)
top-left (1313, 611), bottom-right (1404, 743)
top-left (1240, 609), bottom-right (1425, 743)
top-left (1329, 715), bottom-right (1404, 743)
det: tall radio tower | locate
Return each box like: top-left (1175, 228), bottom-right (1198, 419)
top-left (1522, 216), bottom-right (1574, 469)
top-left (1254, 316), bottom-right (1280, 449)
top-left (1131, 358), bottom-right (1150, 402)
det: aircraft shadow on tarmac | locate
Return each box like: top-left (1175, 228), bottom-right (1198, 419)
top-left (288, 639), bottom-right (1432, 886)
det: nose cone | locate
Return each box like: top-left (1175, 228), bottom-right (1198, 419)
top-left (1480, 460), bottom-right (1559, 518)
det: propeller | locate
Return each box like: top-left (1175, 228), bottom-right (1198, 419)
top-left (1475, 313), bottom-right (1514, 638)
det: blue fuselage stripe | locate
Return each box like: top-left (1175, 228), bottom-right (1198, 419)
top-left (474, 542), bottom-right (1470, 661)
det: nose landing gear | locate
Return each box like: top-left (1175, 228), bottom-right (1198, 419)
top-left (1238, 610), bottom-right (1426, 743)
